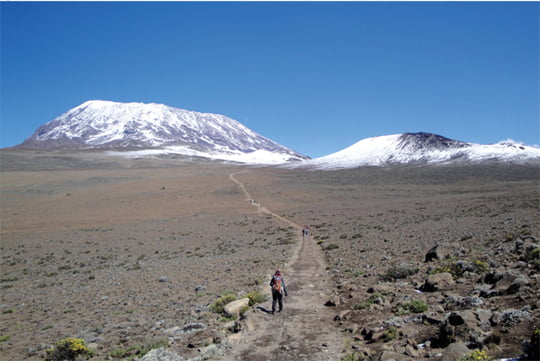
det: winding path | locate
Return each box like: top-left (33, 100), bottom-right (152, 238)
top-left (224, 172), bottom-right (344, 361)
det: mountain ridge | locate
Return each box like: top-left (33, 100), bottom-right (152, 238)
top-left (17, 100), bottom-right (307, 164)
top-left (300, 132), bottom-right (540, 169)
top-left (13, 100), bottom-right (540, 167)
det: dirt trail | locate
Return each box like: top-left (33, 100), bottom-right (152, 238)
top-left (225, 172), bottom-right (344, 361)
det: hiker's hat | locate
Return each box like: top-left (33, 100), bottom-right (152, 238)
top-left (275, 270), bottom-right (281, 276)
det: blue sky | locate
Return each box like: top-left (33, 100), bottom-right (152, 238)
top-left (1, 2), bottom-right (538, 157)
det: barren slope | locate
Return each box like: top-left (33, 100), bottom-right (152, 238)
top-left (1, 151), bottom-right (538, 361)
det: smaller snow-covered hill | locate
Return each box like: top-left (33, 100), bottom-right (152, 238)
top-left (300, 132), bottom-right (540, 169)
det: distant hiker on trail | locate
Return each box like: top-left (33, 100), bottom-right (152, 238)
top-left (302, 226), bottom-right (310, 238)
top-left (270, 270), bottom-right (288, 314)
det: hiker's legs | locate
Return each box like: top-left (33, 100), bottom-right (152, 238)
top-left (271, 290), bottom-right (285, 313)
top-left (272, 291), bottom-right (278, 313)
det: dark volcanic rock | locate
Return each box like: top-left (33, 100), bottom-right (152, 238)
top-left (425, 245), bottom-right (452, 262)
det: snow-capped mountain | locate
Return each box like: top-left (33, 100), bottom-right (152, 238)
top-left (300, 132), bottom-right (540, 169)
top-left (18, 100), bottom-right (307, 164)
top-left (15, 103), bottom-right (539, 168)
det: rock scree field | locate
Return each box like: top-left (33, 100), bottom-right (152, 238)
top-left (0, 150), bottom-right (539, 361)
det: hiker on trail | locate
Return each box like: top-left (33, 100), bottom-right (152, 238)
top-left (302, 226), bottom-right (310, 238)
top-left (270, 270), bottom-right (287, 314)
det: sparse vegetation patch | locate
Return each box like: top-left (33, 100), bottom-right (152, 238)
top-left (209, 293), bottom-right (238, 314)
top-left (45, 338), bottom-right (94, 361)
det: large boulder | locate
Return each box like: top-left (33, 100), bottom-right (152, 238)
top-left (420, 272), bottom-right (455, 292)
top-left (224, 298), bottom-right (250, 318)
top-left (441, 342), bottom-right (469, 361)
top-left (513, 237), bottom-right (539, 260)
top-left (437, 310), bottom-right (492, 348)
top-left (164, 323), bottom-right (206, 340)
top-left (140, 348), bottom-right (185, 361)
top-left (496, 270), bottom-right (531, 295)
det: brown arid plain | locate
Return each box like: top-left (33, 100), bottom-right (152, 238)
top-left (0, 150), bottom-right (539, 361)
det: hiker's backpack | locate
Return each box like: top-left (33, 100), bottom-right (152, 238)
top-left (273, 275), bottom-right (282, 292)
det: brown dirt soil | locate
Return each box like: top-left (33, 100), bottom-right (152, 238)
top-left (224, 172), bottom-right (344, 361)
top-left (1, 150), bottom-right (539, 361)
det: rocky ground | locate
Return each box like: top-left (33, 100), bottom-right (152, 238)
top-left (240, 164), bottom-right (540, 361)
top-left (0, 150), bottom-right (539, 361)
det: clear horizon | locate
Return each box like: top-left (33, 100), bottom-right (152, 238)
top-left (1, 2), bottom-right (539, 158)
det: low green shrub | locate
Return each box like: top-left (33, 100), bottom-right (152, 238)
top-left (45, 338), bottom-right (94, 361)
top-left (353, 293), bottom-right (385, 310)
top-left (209, 293), bottom-right (237, 314)
top-left (341, 352), bottom-right (362, 361)
top-left (457, 350), bottom-right (492, 361)
top-left (473, 259), bottom-right (489, 273)
top-left (395, 300), bottom-right (428, 315)
top-left (352, 302), bottom-right (370, 310)
top-left (382, 264), bottom-right (418, 281)
top-left (431, 263), bottom-right (464, 279)
top-left (432, 258), bottom-right (489, 279)
top-left (383, 326), bottom-right (397, 342)
top-left (246, 290), bottom-right (267, 306)
top-left (107, 339), bottom-right (168, 360)
top-left (239, 305), bottom-right (250, 316)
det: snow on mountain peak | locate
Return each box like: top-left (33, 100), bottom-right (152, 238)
top-left (15, 103), bottom-right (539, 168)
top-left (19, 100), bottom-right (307, 164)
top-left (297, 132), bottom-right (540, 169)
